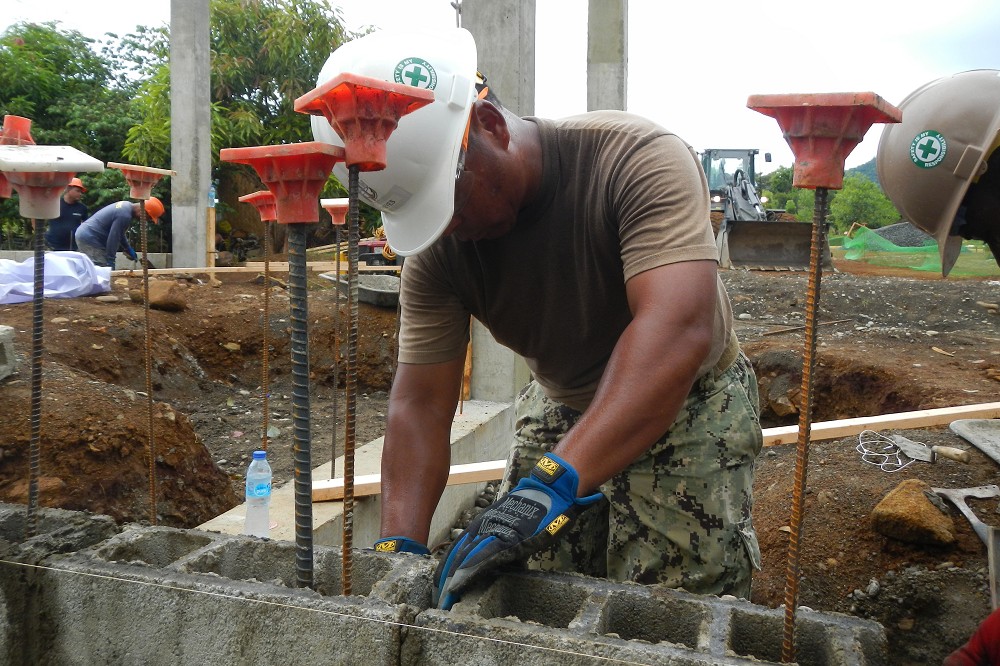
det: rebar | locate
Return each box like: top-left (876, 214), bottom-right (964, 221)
top-left (139, 205), bottom-right (157, 526)
top-left (342, 165), bottom-right (360, 596)
top-left (288, 224), bottom-right (313, 589)
top-left (26, 219), bottom-right (45, 538)
top-left (781, 187), bottom-right (829, 663)
top-left (331, 225), bottom-right (340, 481)
top-left (261, 225), bottom-right (271, 452)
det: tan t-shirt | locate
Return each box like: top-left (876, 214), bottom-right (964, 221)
top-left (398, 111), bottom-right (734, 411)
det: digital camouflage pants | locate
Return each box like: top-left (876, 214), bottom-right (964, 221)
top-left (499, 352), bottom-right (763, 598)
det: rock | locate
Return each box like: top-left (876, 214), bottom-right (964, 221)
top-left (95, 295), bottom-right (119, 303)
top-left (147, 280), bottom-right (188, 311)
top-left (871, 479), bottom-right (956, 545)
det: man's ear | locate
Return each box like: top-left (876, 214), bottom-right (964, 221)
top-left (471, 100), bottom-right (510, 149)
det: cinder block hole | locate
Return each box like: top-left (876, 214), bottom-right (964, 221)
top-left (598, 591), bottom-right (706, 648)
top-left (477, 577), bottom-right (588, 628)
top-left (182, 541), bottom-right (391, 597)
top-left (94, 529), bottom-right (214, 568)
top-left (313, 549), bottom-right (393, 597)
top-left (730, 609), bottom-right (828, 665)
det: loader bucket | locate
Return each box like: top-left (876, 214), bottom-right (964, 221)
top-left (717, 220), bottom-right (831, 271)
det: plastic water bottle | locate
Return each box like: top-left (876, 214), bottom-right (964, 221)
top-left (243, 450), bottom-right (272, 538)
top-left (208, 181), bottom-right (217, 209)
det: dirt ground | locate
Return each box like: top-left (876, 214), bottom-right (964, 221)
top-left (1, 259), bottom-right (998, 665)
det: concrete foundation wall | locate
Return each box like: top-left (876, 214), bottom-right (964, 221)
top-left (1, 503), bottom-right (886, 666)
top-left (0, 250), bottom-right (172, 270)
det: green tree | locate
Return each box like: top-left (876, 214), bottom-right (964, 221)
top-left (124, 0), bottom-right (353, 164)
top-left (828, 174), bottom-right (900, 234)
top-left (0, 22), bottom-right (139, 244)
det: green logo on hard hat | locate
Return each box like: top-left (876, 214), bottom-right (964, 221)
top-left (909, 130), bottom-right (947, 169)
top-left (394, 58), bottom-right (437, 90)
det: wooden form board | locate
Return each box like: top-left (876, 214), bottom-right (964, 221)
top-left (312, 401), bottom-right (1000, 502)
top-left (111, 261), bottom-right (400, 277)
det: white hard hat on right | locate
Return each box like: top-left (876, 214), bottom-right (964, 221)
top-left (311, 28), bottom-right (479, 256)
top-left (877, 69), bottom-right (1000, 276)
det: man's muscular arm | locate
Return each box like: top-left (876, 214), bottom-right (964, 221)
top-left (553, 259), bottom-right (718, 493)
top-left (380, 355), bottom-right (465, 545)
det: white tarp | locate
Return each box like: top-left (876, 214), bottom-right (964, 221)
top-left (0, 251), bottom-right (111, 304)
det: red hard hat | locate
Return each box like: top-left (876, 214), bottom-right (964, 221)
top-left (144, 196), bottom-right (165, 223)
top-left (68, 177), bottom-right (87, 192)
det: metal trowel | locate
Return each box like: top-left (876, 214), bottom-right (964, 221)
top-left (890, 434), bottom-right (971, 463)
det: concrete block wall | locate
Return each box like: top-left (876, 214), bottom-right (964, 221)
top-left (0, 325), bottom-right (15, 381)
top-left (0, 250), bottom-right (172, 270)
top-left (0, 502), bottom-right (887, 666)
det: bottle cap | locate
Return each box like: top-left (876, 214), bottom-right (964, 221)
top-left (252, 450), bottom-right (267, 460)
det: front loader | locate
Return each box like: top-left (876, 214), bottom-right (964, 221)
top-left (702, 148), bottom-right (829, 271)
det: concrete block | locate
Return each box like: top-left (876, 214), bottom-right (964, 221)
top-left (405, 571), bottom-right (887, 666)
top-left (0, 325), bottom-right (16, 381)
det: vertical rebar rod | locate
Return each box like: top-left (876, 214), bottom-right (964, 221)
top-left (139, 205), bottom-right (157, 525)
top-left (261, 225), bottom-right (271, 452)
top-left (288, 223), bottom-right (313, 589)
top-left (342, 166), bottom-right (360, 596)
top-left (26, 218), bottom-right (45, 538)
top-left (330, 225), bottom-right (340, 481)
top-left (781, 187), bottom-right (829, 663)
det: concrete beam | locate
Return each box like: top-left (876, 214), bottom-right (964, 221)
top-left (169, 0), bottom-right (211, 268)
top-left (587, 0), bottom-right (628, 111)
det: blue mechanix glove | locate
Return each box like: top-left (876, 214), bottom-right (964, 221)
top-left (126, 247), bottom-right (137, 261)
top-left (433, 452), bottom-right (603, 610)
top-left (372, 536), bottom-right (430, 555)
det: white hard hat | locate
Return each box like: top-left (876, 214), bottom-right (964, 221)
top-left (311, 28), bottom-right (479, 256)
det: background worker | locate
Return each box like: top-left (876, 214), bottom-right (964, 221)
top-left (44, 177), bottom-right (89, 251)
top-left (312, 28), bottom-right (763, 609)
top-left (74, 197), bottom-right (164, 268)
top-left (877, 69), bottom-right (1000, 276)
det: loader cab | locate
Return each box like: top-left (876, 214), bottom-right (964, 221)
top-left (701, 149), bottom-right (766, 202)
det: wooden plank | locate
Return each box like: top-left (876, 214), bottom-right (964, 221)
top-left (111, 261), bottom-right (401, 277)
top-left (313, 460), bottom-right (505, 502)
top-left (761, 401), bottom-right (1000, 447)
top-left (311, 401), bottom-right (1000, 503)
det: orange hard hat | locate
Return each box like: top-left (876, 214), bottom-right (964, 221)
top-left (68, 177), bottom-right (87, 192)
top-left (144, 196), bottom-right (165, 223)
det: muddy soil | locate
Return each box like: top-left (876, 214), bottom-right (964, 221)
top-left (1, 261), bottom-right (998, 665)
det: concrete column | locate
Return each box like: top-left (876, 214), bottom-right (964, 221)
top-left (461, 0), bottom-right (535, 402)
top-left (587, 0), bottom-right (628, 111)
top-left (169, 0), bottom-right (211, 268)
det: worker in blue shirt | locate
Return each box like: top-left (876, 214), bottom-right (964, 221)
top-left (44, 178), bottom-right (89, 250)
top-left (75, 197), bottom-right (165, 268)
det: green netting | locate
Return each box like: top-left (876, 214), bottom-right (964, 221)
top-left (840, 227), bottom-right (999, 277)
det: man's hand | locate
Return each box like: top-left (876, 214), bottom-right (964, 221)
top-left (372, 536), bottom-right (430, 555)
top-left (126, 247), bottom-right (138, 262)
top-left (433, 453), bottom-right (602, 609)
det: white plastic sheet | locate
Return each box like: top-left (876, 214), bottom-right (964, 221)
top-left (0, 251), bottom-right (111, 304)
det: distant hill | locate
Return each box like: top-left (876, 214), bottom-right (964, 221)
top-left (848, 158), bottom-right (879, 186)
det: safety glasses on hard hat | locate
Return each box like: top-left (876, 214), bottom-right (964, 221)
top-left (453, 84), bottom-right (490, 217)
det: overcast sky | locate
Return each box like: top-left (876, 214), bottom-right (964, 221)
top-left (5, 0), bottom-right (1000, 172)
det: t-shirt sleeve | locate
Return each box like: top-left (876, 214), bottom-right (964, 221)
top-left (397, 253), bottom-right (471, 365)
top-left (612, 134), bottom-right (717, 281)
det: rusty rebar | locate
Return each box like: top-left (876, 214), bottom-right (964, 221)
top-left (139, 205), bottom-right (157, 526)
top-left (781, 187), bottom-right (829, 663)
top-left (26, 219), bottom-right (45, 538)
top-left (342, 165), bottom-right (360, 596)
top-left (261, 224), bottom-right (271, 452)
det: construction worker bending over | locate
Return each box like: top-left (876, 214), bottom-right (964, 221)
top-left (74, 197), bottom-right (164, 268)
top-left (312, 28), bottom-right (763, 609)
top-left (877, 69), bottom-right (1000, 276)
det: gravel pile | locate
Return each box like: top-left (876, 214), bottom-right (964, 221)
top-left (873, 222), bottom-right (934, 247)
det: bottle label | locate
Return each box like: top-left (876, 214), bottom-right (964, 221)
top-left (248, 481), bottom-right (271, 497)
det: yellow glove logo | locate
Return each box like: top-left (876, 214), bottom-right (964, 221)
top-left (535, 455), bottom-right (562, 479)
top-left (374, 540), bottom-right (399, 552)
top-left (545, 514), bottom-right (569, 535)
